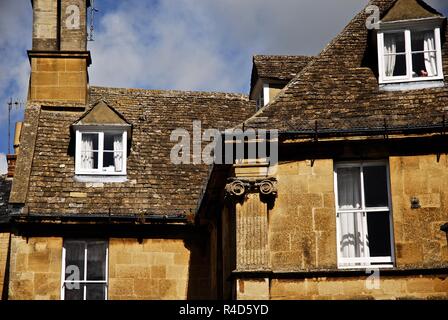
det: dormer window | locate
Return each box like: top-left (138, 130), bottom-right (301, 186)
top-left (76, 130), bottom-right (127, 175)
top-left (377, 20), bottom-right (444, 84)
top-left (72, 101), bottom-right (131, 177)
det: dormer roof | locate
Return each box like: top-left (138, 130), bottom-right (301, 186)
top-left (73, 100), bottom-right (130, 127)
top-left (250, 55), bottom-right (314, 97)
top-left (382, 0), bottom-right (442, 22)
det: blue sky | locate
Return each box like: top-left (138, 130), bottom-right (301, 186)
top-left (1, 0), bottom-right (448, 157)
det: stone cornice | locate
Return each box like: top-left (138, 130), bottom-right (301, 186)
top-left (27, 50), bottom-right (92, 66)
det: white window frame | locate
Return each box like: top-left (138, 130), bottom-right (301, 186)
top-left (377, 19), bottom-right (444, 84)
top-left (256, 82), bottom-right (270, 111)
top-left (263, 83), bottom-right (270, 107)
top-left (334, 160), bottom-right (395, 269)
top-left (75, 126), bottom-right (128, 176)
top-left (61, 239), bottom-right (109, 301)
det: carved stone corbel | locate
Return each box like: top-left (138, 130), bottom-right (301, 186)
top-left (225, 179), bottom-right (251, 197)
top-left (225, 177), bottom-right (277, 200)
top-left (255, 178), bottom-right (278, 197)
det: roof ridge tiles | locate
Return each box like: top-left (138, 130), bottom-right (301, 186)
top-left (90, 86), bottom-right (249, 101)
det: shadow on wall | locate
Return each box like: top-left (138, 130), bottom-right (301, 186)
top-left (1, 234), bottom-right (11, 300)
top-left (185, 233), bottom-right (213, 300)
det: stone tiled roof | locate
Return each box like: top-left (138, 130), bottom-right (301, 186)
top-left (244, 0), bottom-right (448, 134)
top-left (19, 87), bottom-right (255, 216)
top-left (252, 55), bottom-right (314, 81)
top-left (0, 175), bottom-right (11, 216)
top-left (250, 55), bottom-right (314, 95)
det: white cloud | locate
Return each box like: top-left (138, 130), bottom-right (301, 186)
top-left (0, 0), bottom-right (447, 155)
top-left (89, 0), bottom-right (372, 92)
top-left (0, 0), bottom-right (31, 154)
top-left (0, 0), bottom-right (31, 107)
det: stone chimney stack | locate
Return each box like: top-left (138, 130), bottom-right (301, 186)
top-left (29, 0), bottom-right (91, 105)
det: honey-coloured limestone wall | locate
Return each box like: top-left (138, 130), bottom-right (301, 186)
top-left (0, 233), bottom-right (10, 297)
top-left (8, 235), bottom-right (62, 300)
top-left (29, 57), bottom-right (88, 104)
top-left (270, 275), bottom-right (448, 300)
top-left (108, 238), bottom-right (212, 300)
top-left (269, 159), bottom-right (337, 270)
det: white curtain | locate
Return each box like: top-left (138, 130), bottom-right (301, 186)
top-left (339, 212), bottom-right (366, 260)
top-left (81, 134), bottom-right (94, 169)
top-left (337, 168), bottom-right (361, 210)
top-left (384, 35), bottom-right (397, 77)
top-left (113, 135), bottom-right (123, 172)
top-left (424, 32), bottom-right (437, 77)
top-left (337, 168), bottom-right (365, 263)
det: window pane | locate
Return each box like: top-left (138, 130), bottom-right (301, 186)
top-left (102, 151), bottom-right (123, 172)
top-left (411, 30), bottom-right (425, 52)
top-left (338, 211), bottom-right (367, 258)
top-left (103, 151), bottom-right (115, 170)
top-left (367, 211), bottom-right (392, 257)
top-left (81, 151), bottom-right (98, 170)
top-left (104, 133), bottom-right (122, 151)
top-left (81, 133), bottom-right (99, 151)
top-left (64, 240), bottom-right (85, 281)
top-left (103, 133), bottom-right (124, 172)
top-left (86, 284), bottom-right (106, 300)
top-left (411, 30), bottom-right (434, 52)
top-left (363, 165), bottom-right (388, 208)
top-left (384, 54), bottom-right (407, 77)
top-left (87, 241), bottom-right (107, 281)
top-left (411, 30), bottom-right (438, 78)
top-left (384, 32), bottom-right (406, 77)
top-left (385, 32), bottom-right (405, 53)
top-left (64, 284), bottom-right (84, 300)
top-left (80, 134), bottom-right (99, 170)
top-left (337, 167), bottom-right (361, 209)
top-left (412, 52), bottom-right (437, 78)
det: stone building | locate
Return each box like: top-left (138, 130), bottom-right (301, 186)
top-left (0, 0), bottom-right (447, 300)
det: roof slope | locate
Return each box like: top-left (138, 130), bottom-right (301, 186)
top-left (252, 55), bottom-right (314, 81)
top-left (21, 87), bottom-right (255, 216)
top-left (0, 176), bottom-right (11, 217)
top-left (244, 0), bottom-right (448, 133)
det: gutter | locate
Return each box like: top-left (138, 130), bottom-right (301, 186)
top-left (8, 211), bottom-right (189, 225)
top-left (281, 122), bottom-right (448, 139)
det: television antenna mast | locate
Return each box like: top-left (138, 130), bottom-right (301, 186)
top-left (88, 0), bottom-right (99, 41)
top-left (7, 98), bottom-right (25, 155)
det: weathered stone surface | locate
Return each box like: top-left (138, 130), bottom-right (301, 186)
top-left (108, 238), bottom-right (211, 300)
top-left (235, 193), bottom-right (269, 270)
top-left (8, 236), bottom-right (62, 300)
top-left (390, 155), bottom-right (448, 268)
top-left (236, 279), bottom-right (269, 300)
top-left (269, 159), bottom-right (336, 270)
top-left (0, 175), bottom-right (11, 215)
top-left (0, 233), bottom-right (10, 294)
top-left (271, 275), bottom-right (448, 300)
top-left (32, 0), bottom-right (58, 51)
top-left (29, 56), bottom-right (89, 104)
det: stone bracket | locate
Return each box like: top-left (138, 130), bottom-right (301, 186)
top-left (225, 177), bottom-right (278, 199)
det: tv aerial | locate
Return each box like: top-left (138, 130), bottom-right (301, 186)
top-left (88, 0), bottom-right (99, 41)
top-left (7, 98), bottom-right (25, 155)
